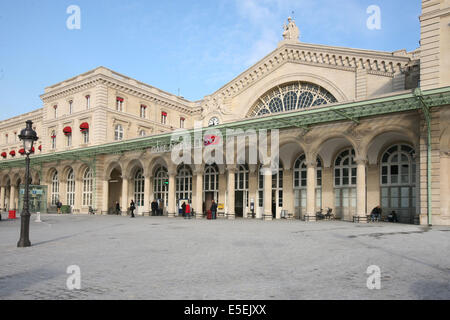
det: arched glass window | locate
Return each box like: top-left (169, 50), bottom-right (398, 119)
top-left (334, 148), bottom-right (357, 187)
top-left (134, 169), bottom-right (145, 207)
top-left (115, 125), bottom-right (123, 141)
top-left (66, 169), bottom-right (75, 206)
top-left (293, 155), bottom-right (322, 218)
top-left (248, 82), bottom-right (337, 117)
top-left (51, 171), bottom-right (59, 206)
top-left (176, 165), bottom-right (192, 203)
top-left (380, 144), bottom-right (416, 223)
top-left (381, 144), bottom-right (416, 185)
top-left (204, 164), bottom-right (219, 193)
top-left (235, 164), bottom-right (249, 191)
top-left (82, 168), bottom-right (93, 207)
top-left (283, 92), bottom-right (297, 111)
top-left (139, 130), bottom-right (146, 137)
top-left (154, 167), bottom-right (168, 208)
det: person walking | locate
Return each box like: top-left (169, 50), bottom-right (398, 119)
top-left (130, 200), bottom-right (136, 218)
top-left (115, 201), bottom-right (121, 215)
top-left (56, 200), bottom-right (62, 214)
top-left (151, 200), bottom-right (158, 216)
top-left (185, 202), bottom-right (191, 219)
top-left (211, 200), bottom-right (218, 220)
top-left (182, 201), bottom-right (186, 219)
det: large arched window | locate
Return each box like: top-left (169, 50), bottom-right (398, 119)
top-left (248, 82), bottom-right (337, 117)
top-left (334, 148), bottom-right (357, 187)
top-left (66, 169), bottom-right (75, 206)
top-left (154, 167), bottom-right (168, 208)
top-left (380, 144), bottom-right (416, 223)
top-left (82, 168), bottom-right (93, 207)
top-left (293, 155), bottom-right (322, 218)
top-left (334, 148), bottom-right (357, 220)
top-left (176, 164), bottom-right (192, 203)
top-left (204, 164), bottom-right (219, 194)
top-left (134, 169), bottom-right (145, 207)
top-left (51, 171), bottom-right (59, 206)
top-left (258, 162), bottom-right (283, 216)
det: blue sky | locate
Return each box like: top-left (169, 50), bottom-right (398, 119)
top-left (0, 0), bottom-right (421, 120)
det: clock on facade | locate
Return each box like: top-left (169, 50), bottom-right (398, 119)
top-left (208, 117), bottom-right (219, 126)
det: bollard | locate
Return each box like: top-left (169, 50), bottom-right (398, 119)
top-left (35, 212), bottom-right (42, 223)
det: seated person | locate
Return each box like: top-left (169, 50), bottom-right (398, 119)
top-left (388, 210), bottom-right (398, 222)
top-left (370, 205), bottom-right (382, 222)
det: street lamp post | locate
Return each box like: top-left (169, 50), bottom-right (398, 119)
top-left (17, 120), bottom-right (38, 248)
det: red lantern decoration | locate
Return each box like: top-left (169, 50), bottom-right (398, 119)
top-left (141, 104), bottom-right (147, 109)
top-left (116, 97), bottom-right (124, 102)
top-left (80, 122), bottom-right (89, 132)
top-left (1, 152), bottom-right (6, 158)
top-left (38, 145), bottom-right (42, 151)
top-left (31, 147), bottom-right (35, 153)
top-left (63, 126), bottom-right (72, 135)
top-left (19, 148), bottom-right (25, 155)
top-left (161, 112), bottom-right (167, 116)
top-left (9, 150), bottom-right (16, 157)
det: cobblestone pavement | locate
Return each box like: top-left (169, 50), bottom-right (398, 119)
top-left (0, 213), bottom-right (449, 300)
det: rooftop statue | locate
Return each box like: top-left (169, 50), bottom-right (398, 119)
top-left (282, 17), bottom-right (300, 41)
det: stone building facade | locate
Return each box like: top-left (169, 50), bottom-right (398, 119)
top-left (1, 0), bottom-right (449, 225)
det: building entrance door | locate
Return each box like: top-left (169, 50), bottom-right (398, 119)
top-left (205, 191), bottom-right (214, 214)
top-left (235, 191), bottom-right (244, 218)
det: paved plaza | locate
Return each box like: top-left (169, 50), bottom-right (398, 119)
top-left (0, 213), bottom-right (449, 300)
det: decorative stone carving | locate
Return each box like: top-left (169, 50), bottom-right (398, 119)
top-left (282, 17), bottom-right (300, 41)
top-left (202, 95), bottom-right (233, 117)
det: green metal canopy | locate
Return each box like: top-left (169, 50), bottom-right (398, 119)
top-left (1, 86), bottom-right (449, 170)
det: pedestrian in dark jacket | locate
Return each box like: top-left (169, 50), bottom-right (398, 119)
top-left (130, 200), bottom-right (136, 218)
top-left (211, 200), bottom-right (218, 220)
top-left (115, 201), bottom-right (121, 215)
top-left (182, 202), bottom-right (186, 218)
top-left (151, 200), bottom-right (158, 216)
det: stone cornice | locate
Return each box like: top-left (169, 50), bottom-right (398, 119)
top-left (207, 42), bottom-right (413, 101)
top-left (40, 71), bottom-right (197, 115)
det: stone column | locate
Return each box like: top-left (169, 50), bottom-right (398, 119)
top-left (10, 185), bottom-right (16, 210)
top-left (227, 166), bottom-right (236, 219)
top-left (305, 163), bottom-right (316, 221)
top-left (263, 166), bottom-right (272, 221)
top-left (59, 178), bottom-right (67, 210)
top-left (195, 169), bottom-right (203, 219)
top-left (102, 179), bottom-right (109, 214)
top-left (355, 159), bottom-right (368, 223)
top-left (143, 175), bottom-right (151, 216)
top-left (121, 177), bottom-right (128, 216)
top-left (0, 186), bottom-right (5, 211)
top-left (168, 171), bottom-right (176, 218)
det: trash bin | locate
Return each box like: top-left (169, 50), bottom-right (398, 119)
top-left (8, 210), bottom-right (16, 219)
